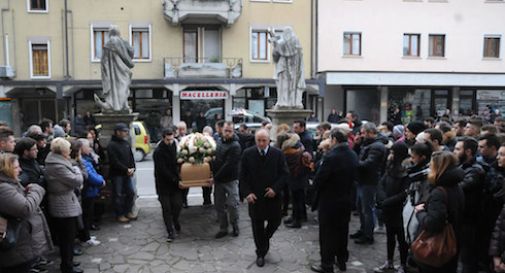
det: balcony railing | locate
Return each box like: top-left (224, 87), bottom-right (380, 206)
top-left (164, 57), bottom-right (242, 79)
top-left (162, 0), bottom-right (242, 26)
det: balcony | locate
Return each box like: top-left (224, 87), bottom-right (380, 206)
top-left (162, 0), bottom-right (242, 26)
top-left (164, 57), bottom-right (242, 79)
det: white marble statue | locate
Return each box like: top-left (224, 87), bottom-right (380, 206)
top-left (269, 27), bottom-right (306, 109)
top-left (94, 26), bottom-right (134, 113)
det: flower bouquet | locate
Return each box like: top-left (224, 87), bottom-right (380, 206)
top-left (177, 133), bottom-right (217, 187)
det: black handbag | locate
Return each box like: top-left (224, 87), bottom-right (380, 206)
top-left (0, 215), bottom-right (22, 251)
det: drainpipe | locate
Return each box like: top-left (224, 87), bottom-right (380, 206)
top-left (1, 0), bottom-right (11, 66)
top-left (64, 0), bottom-right (70, 79)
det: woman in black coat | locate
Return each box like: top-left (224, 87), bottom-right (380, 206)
top-left (415, 151), bottom-right (465, 273)
top-left (489, 145), bottom-right (505, 273)
top-left (375, 142), bottom-right (410, 273)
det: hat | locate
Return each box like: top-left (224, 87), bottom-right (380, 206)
top-left (393, 125), bottom-right (404, 139)
top-left (334, 123), bottom-right (352, 135)
top-left (27, 132), bottom-right (47, 141)
top-left (114, 123), bottom-right (129, 132)
top-left (407, 121), bottom-right (426, 136)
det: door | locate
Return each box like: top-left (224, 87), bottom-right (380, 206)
top-left (204, 28), bottom-right (221, 62)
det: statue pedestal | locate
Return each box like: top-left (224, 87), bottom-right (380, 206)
top-left (266, 108), bottom-right (312, 141)
top-left (94, 113), bottom-right (139, 148)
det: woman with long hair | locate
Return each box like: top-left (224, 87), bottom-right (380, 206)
top-left (414, 151), bottom-right (465, 273)
top-left (0, 153), bottom-right (52, 273)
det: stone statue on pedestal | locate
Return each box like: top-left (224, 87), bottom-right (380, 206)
top-left (269, 27), bottom-right (306, 109)
top-left (94, 26), bottom-right (135, 113)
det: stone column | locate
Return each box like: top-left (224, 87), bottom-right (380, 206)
top-left (266, 108), bottom-right (312, 141)
top-left (452, 87), bottom-right (460, 117)
top-left (380, 86), bottom-right (389, 123)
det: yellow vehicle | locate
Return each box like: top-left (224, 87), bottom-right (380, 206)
top-left (132, 121), bottom-right (151, 162)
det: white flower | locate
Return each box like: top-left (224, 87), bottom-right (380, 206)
top-left (207, 148), bottom-right (213, 154)
top-left (181, 149), bottom-right (188, 155)
top-left (188, 157), bottom-right (195, 163)
top-left (189, 146), bottom-right (197, 154)
top-left (177, 158), bottom-right (184, 164)
top-left (204, 157), bottom-right (211, 163)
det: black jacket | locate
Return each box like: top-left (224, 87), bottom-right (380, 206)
top-left (489, 205), bottom-right (505, 257)
top-left (107, 135), bottom-right (135, 177)
top-left (237, 132), bottom-right (255, 153)
top-left (153, 141), bottom-right (180, 194)
top-left (459, 158), bottom-right (485, 223)
top-left (298, 130), bottom-right (313, 155)
top-left (312, 143), bottom-right (358, 214)
top-left (240, 145), bottom-right (289, 220)
top-left (377, 161), bottom-right (409, 226)
top-left (357, 137), bottom-right (387, 186)
top-left (19, 157), bottom-right (45, 188)
top-left (417, 167), bottom-right (465, 236)
top-left (212, 135), bottom-right (241, 183)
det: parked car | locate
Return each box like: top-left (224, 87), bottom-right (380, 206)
top-left (204, 108), bottom-right (271, 133)
top-left (132, 121), bottom-right (151, 162)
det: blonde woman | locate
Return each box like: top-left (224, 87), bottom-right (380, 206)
top-left (0, 153), bottom-right (52, 273)
top-left (45, 137), bottom-right (84, 273)
top-left (414, 151), bottom-right (464, 273)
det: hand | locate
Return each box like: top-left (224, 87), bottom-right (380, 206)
top-left (246, 193), bottom-right (257, 204)
top-left (178, 182), bottom-right (189, 189)
top-left (127, 168), bottom-right (135, 176)
top-left (101, 181), bottom-right (106, 188)
top-left (264, 187), bottom-right (276, 198)
top-left (207, 178), bottom-right (214, 187)
top-left (494, 257), bottom-right (505, 272)
top-left (414, 203), bottom-right (425, 213)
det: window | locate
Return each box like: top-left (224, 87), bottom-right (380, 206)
top-left (28, 0), bottom-right (47, 12)
top-left (131, 27), bottom-right (150, 60)
top-left (403, 34), bottom-right (420, 57)
top-left (343, 32), bottom-right (361, 56)
top-left (429, 34), bottom-right (445, 57)
top-left (251, 30), bottom-right (269, 61)
top-left (92, 28), bottom-right (109, 61)
top-left (183, 29), bottom-right (198, 63)
top-left (30, 42), bottom-right (50, 78)
top-left (484, 36), bottom-right (501, 58)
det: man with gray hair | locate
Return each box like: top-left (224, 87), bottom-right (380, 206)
top-left (350, 122), bottom-right (386, 245)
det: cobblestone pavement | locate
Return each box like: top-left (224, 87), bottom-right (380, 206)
top-left (45, 198), bottom-right (393, 273)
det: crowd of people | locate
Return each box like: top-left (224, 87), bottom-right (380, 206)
top-left (4, 111), bottom-right (505, 273)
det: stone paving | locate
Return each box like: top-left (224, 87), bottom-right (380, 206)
top-left (45, 198), bottom-right (393, 273)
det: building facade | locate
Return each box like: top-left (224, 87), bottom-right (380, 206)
top-left (0, 0), bottom-right (319, 136)
top-left (317, 0), bottom-right (505, 124)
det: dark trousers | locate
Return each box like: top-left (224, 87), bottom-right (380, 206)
top-left (202, 186), bottom-right (212, 205)
top-left (158, 191), bottom-right (183, 233)
top-left (318, 208), bottom-right (350, 270)
top-left (111, 176), bottom-right (135, 217)
top-left (291, 189), bottom-right (306, 222)
top-left (53, 217), bottom-right (77, 273)
top-left (460, 224), bottom-right (478, 273)
top-left (385, 224), bottom-right (408, 265)
top-left (0, 259), bottom-right (34, 273)
top-left (357, 185), bottom-right (377, 239)
top-left (282, 184), bottom-right (290, 214)
top-left (78, 197), bottom-right (96, 242)
top-left (251, 218), bottom-right (281, 257)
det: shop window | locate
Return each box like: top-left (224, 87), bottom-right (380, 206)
top-left (30, 42), bottom-right (50, 78)
top-left (429, 34), bottom-right (445, 57)
top-left (459, 90), bottom-right (476, 116)
top-left (432, 90), bottom-right (451, 118)
top-left (343, 32), bottom-right (361, 56)
top-left (484, 36), bottom-right (501, 58)
top-left (403, 34), bottom-right (420, 57)
top-left (388, 88), bottom-right (431, 124)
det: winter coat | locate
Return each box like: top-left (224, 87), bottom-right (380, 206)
top-left (281, 134), bottom-right (310, 191)
top-left (377, 161), bottom-right (409, 226)
top-left (107, 135), bottom-right (135, 177)
top-left (298, 130), bottom-right (314, 155)
top-left (81, 154), bottom-right (104, 199)
top-left (237, 132), bottom-right (255, 153)
top-left (416, 167), bottom-right (465, 237)
top-left (489, 205), bottom-right (505, 257)
top-left (44, 152), bottom-right (83, 218)
top-left (240, 145), bottom-right (289, 220)
top-left (312, 143), bottom-right (358, 215)
top-left (357, 137), bottom-right (387, 186)
top-left (212, 135), bottom-right (242, 183)
top-left (0, 174), bottom-right (52, 267)
top-left (18, 157), bottom-right (45, 188)
top-left (153, 140), bottom-right (180, 194)
top-left (403, 162), bottom-right (431, 243)
top-left (459, 158), bottom-right (485, 223)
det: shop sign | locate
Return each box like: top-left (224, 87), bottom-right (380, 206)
top-left (180, 91), bottom-right (228, 100)
top-left (477, 90), bottom-right (505, 100)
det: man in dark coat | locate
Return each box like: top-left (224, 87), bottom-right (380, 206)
top-left (310, 129), bottom-right (358, 273)
top-left (240, 129), bottom-right (289, 267)
top-left (293, 120), bottom-right (313, 155)
top-left (212, 121), bottom-right (242, 239)
top-left (351, 122), bottom-right (386, 244)
top-left (153, 128), bottom-right (182, 242)
top-left (15, 137), bottom-right (45, 188)
top-left (107, 123), bottom-right (136, 223)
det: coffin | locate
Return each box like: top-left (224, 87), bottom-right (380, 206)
top-left (180, 162), bottom-right (212, 187)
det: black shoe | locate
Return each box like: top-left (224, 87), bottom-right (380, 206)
top-left (72, 267), bottom-right (84, 273)
top-left (73, 248), bottom-right (83, 256)
top-left (283, 217), bottom-right (294, 225)
top-left (337, 261), bottom-right (346, 271)
top-left (349, 230), bottom-right (363, 239)
top-left (232, 226), bottom-right (239, 237)
top-left (90, 224), bottom-right (100, 231)
top-left (73, 262), bottom-right (81, 267)
top-left (354, 236), bottom-right (374, 245)
top-left (310, 264), bottom-right (333, 273)
top-left (256, 256), bottom-right (265, 267)
top-left (215, 231), bottom-right (228, 239)
top-left (182, 202), bottom-right (189, 208)
top-left (167, 232), bottom-right (175, 243)
top-left (174, 221), bottom-right (181, 232)
top-left (285, 222), bottom-right (302, 229)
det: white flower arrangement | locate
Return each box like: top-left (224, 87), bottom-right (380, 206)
top-left (177, 133), bottom-right (217, 164)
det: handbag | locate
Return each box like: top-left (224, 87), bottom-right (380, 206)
top-left (411, 187), bottom-right (457, 267)
top-left (0, 214), bottom-right (22, 251)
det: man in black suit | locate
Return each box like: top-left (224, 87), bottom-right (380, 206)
top-left (240, 129), bottom-right (289, 267)
top-left (310, 129), bottom-right (358, 273)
